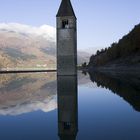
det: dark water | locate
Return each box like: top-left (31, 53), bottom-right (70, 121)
top-left (0, 71), bottom-right (140, 140)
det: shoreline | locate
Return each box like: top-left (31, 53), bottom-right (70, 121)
top-left (0, 69), bottom-right (57, 74)
top-left (88, 65), bottom-right (140, 75)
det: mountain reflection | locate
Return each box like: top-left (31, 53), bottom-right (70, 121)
top-left (0, 73), bottom-right (57, 115)
top-left (88, 71), bottom-right (140, 112)
top-left (0, 72), bottom-right (87, 116)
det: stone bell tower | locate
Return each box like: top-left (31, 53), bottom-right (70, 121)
top-left (56, 0), bottom-right (77, 76)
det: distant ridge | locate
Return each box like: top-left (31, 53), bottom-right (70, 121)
top-left (89, 23), bottom-right (140, 69)
top-left (0, 23), bottom-right (89, 70)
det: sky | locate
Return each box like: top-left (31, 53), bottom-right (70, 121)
top-left (0, 0), bottom-right (140, 52)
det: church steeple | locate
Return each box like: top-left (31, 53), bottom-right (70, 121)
top-left (56, 0), bottom-right (77, 76)
top-left (56, 0), bottom-right (76, 18)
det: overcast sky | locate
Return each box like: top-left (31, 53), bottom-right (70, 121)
top-left (0, 0), bottom-right (140, 51)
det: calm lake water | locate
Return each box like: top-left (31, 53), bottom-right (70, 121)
top-left (0, 71), bottom-right (140, 140)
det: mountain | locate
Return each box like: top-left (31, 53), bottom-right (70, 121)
top-left (89, 24), bottom-right (140, 69)
top-left (0, 23), bottom-right (56, 69)
top-left (78, 51), bottom-right (90, 65)
top-left (0, 23), bottom-right (90, 70)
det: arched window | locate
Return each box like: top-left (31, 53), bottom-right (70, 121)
top-left (62, 20), bottom-right (69, 29)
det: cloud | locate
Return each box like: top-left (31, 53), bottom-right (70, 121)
top-left (0, 23), bottom-right (56, 40)
top-left (0, 95), bottom-right (57, 116)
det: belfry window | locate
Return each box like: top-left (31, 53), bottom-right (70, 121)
top-left (63, 122), bottom-right (71, 130)
top-left (62, 20), bottom-right (69, 29)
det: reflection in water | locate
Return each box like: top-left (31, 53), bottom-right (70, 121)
top-left (0, 73), bottom-right (57, 115)
top-left (88, 71), bottom-right (140, 112)
top-left (1, 71), bottom-right (140, 139)
top-left (57, 76), bottom-right (78, 140)
top-left (0, 72), bottom-right (87, 116)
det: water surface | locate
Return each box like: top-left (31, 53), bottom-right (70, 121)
top-left (0, 71), bottom-right (140, 140)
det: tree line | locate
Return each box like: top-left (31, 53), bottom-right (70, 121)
top-left (89, 24), bottom-right (140, 67)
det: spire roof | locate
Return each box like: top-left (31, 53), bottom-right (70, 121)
top-left (56, 0), bottom-right (76, 18)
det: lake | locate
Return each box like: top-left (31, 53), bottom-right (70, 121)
top-left (0, 71), bottom-right (140, 140)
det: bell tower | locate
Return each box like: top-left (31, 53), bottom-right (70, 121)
top-left (56, 0), bottom-right (77, 76)
top-left (57, 76), bottom-right (78, 140)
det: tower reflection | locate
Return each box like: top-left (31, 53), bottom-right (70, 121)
top-left (57, 75), bottom-right (78, 140)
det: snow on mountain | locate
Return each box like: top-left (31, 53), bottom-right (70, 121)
top-left (0, 23), bottom-right (56, 41)
top-left (0, 22), bottom-right (90, 69)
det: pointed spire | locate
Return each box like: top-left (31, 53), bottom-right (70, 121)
top-left (56, 0), bottom-right (76, 18)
